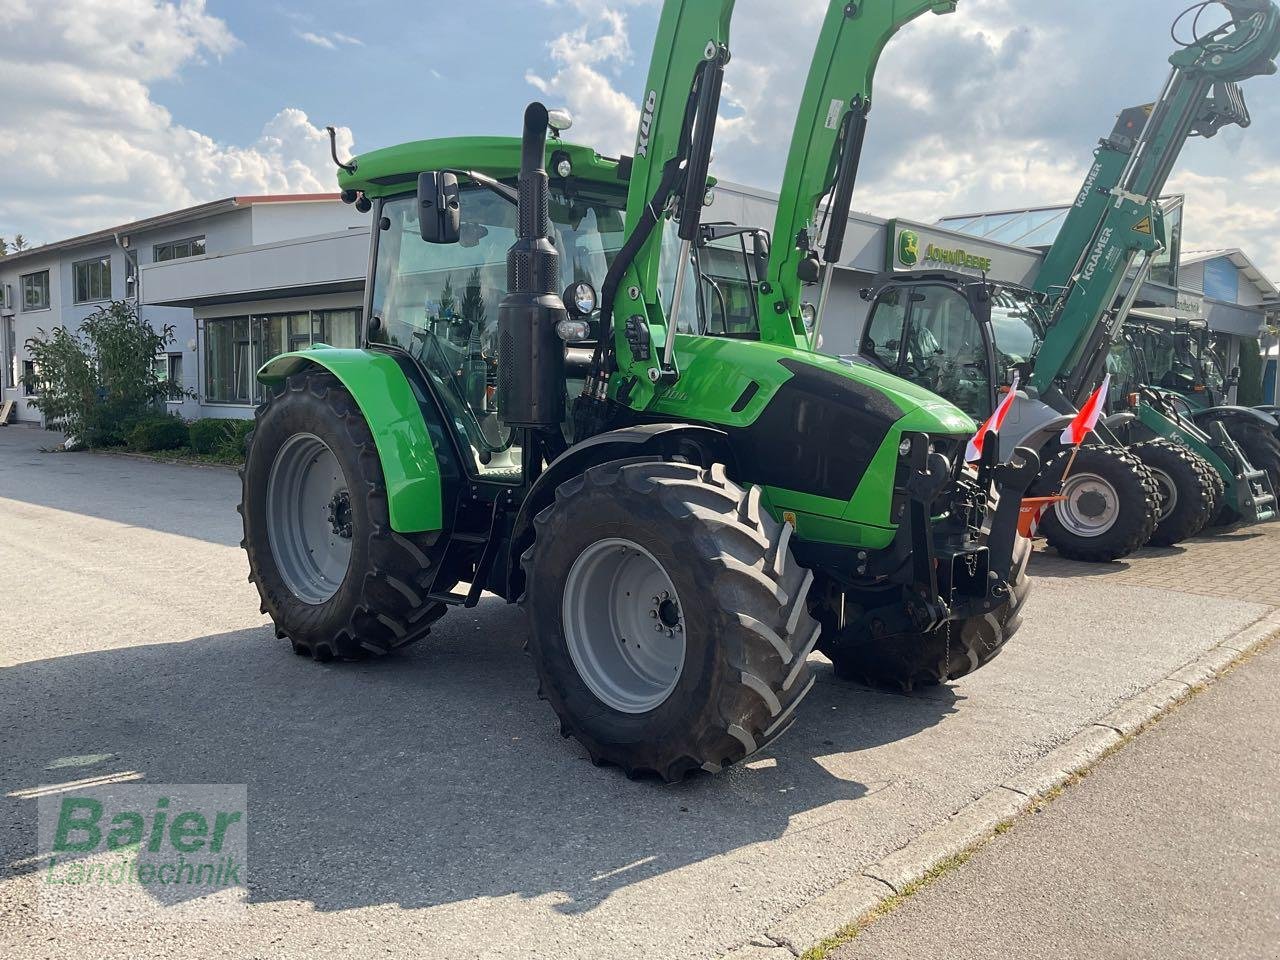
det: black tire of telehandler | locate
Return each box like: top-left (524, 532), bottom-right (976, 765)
top-left (1213, 424), bottom-right (1280, 526)
top-left (1130, 439), bottom-right (1217, 547)
top-left (520, 460), bottom-right (820, 782)
top-left (1029, 445), bottom-right (1159, 563)
top-left (239, 371), bottom-right (448, 661)
top-left (819, 533), bottom-right (1033, 693)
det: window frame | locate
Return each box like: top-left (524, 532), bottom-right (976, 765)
top-left (153, 236), bottom-right (207, 264)
top-left (201, 307), bottom-right (363, 406)
top-left (22, 359), bottom-right (38, 398)
top-left (20, 270), bottom-right (50, 312)
top-left (72, 256), bottom-right (113, 304)
top-left (154, 352), bottom-right (185, 403)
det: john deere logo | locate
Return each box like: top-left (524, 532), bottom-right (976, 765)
top-left (898, 230), bottom-right (920, 266)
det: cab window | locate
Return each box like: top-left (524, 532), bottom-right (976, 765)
top-left (862, 288), bottom-right (907, 369)
top-left (900, 285), bottom-right (991, 421)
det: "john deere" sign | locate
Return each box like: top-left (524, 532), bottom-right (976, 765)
top-left (891, 226), bottom-right (993, 274)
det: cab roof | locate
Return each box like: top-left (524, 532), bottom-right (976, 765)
top-left (338, 136), bottom-right (627, 199)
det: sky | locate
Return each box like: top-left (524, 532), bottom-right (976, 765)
top-left (1, 0), bottom-right (1278, 279)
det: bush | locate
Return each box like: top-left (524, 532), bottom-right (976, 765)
top-left (189, 418), bottom-right (239, 455)
top-left (1238, 337), bottom-right (1264, 407)
top-left (25, 301), bottom-right (177, 446)
top-left (128, 415), bottom-right (189, 452)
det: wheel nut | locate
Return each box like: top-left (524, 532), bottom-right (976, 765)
top-left (661, 591), bottom-right (670, 601)
top-left (667, 629), bottom-right (675, 638)
top-left (649, 609), bottom-right (658, 618)
top-left (655, 624), bottom-right (664, 633)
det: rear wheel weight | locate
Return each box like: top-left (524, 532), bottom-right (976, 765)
top-left (1030, 445), bottom-right (1158, 563)
top-left (239, 370), bottom-right (448, 660)
top-left (1131, 439), bottom-right (1216, 547)
top-left (521, 460), bottom-right (820, 781)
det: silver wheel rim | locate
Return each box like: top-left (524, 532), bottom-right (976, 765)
top-left (561, 538), bottom-right (686, 714)
top-left (1054, 471), bottom-right (1121, 537)
top-left (1149, 467), bottom-right (1179, 523)
top-left (266, 433), bottom-right (353, 605)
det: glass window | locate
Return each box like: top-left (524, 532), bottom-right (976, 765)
top-left (988, 290), bottom-right (1043, 386)
top-left (3, 316), bottom-right (15, 388)
top-left (153, 353), bottom-right (184, 401)
top-left (862, 287), bottom-right (908, 369)
top-left (901, 285), bottom-right (991, 421)
top-left (371, 186), bottom-right (627, 479)
top-left (73, 257), bottom-right (112, 303)
top-left (22, 359), bottom-right (38, 397)
top-left (1151, 206), bottom-right (1181, 289)
top-left (315, 309), bottom-right (361, 348)
top-left (203, 310), bottom-right (361, 404)
top-left (21, 271), bottom-right (50, 311)
top-left (154, 236), bottom-right (207, 263)
top-left (698, 234), bottom-right (761, 339)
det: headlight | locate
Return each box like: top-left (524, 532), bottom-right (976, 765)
top-left (800, 302), bottom-right (818, 332)
top-left (556, 320), bottom-right (591, 342)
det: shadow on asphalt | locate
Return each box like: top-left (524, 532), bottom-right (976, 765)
top-left (1, 600), bottom-right (959, 915)
top-left (0, 439), bottom-right (243, 548)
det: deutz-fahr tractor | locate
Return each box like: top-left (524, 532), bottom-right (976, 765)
top-left (239, 0), bottom-right (1036, 780)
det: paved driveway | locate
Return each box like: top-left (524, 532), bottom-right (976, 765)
top-left (0, 425), bottom-right (1273, 959)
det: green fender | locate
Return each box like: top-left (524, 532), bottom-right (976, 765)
top-left (257, 346), bottom-right (444, 533)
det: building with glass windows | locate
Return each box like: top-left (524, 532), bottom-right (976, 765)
top-left (1, 185), bottom-right (1273, 426)
top-left (0, 195), bottom-right (366, 424)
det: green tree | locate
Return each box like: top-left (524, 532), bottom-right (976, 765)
top-left (12, 234), bottom-right (27, 252)
top-left (1238, 337), bottom-right (1264, 406)
top-left (0, 237), bottom-right (9, 257)
top-left (25, 300), bottom-right (178, 447)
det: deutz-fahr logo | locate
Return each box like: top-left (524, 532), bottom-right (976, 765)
top-left (898, 230), bottom-right (921, 267)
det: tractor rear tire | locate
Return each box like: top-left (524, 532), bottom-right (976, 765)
top-left (520, 460), bottom-right (820, 782)
top-left (240, 370), bottom-right (448, 661)
top-left (1130, 439), bottom-right (1216, 546)
top-left (1030, 445), bottom-right (1158, 562)
top-left (819, 533), bottom-right (1033, 692)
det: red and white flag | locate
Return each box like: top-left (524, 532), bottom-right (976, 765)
top-left (965, 373), bottom-right (1020, 463)
top-left (1061, 374), bottom-right (1111, 446)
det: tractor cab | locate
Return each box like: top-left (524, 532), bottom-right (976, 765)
top-left (857, 269), bottom-right (1045, 422)
top-left (366, 156), bottom-right (772, 483)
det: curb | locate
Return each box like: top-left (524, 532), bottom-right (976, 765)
top-left (722, 608), bottom-right (1280, 959)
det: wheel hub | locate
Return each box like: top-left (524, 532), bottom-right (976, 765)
top-left (265, 433), bottom-right (353, 605)
top-left (1150, 468), bottom-right (1178, 522)
top-left (326, 491), bottom-right (354, 539)
top-left (1055, 471), bottom-right (1120, 537)
top-left (562, 539), bottom-right (687, 714)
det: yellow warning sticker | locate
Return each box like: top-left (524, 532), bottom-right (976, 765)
top-left (1133, 216), bottom-right (1153, 235)
top-left (782, 511), bottom-right (798, 528)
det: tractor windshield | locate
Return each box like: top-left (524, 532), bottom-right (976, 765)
top-left (988, 288), bottom-right (1043, 386)
top-left (370, 184), bottom-right (627, 478)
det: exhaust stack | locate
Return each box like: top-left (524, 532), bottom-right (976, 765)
top-left (496, 102), bottom-right (567, 430)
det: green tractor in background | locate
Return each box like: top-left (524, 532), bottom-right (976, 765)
top-left (238, 0), bottom-right (1037, 780)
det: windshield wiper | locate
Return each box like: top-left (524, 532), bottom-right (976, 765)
top-left (444, 168), bottom-right (519, 206)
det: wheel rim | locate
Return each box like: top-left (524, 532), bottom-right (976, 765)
top-left (1054, 471), bottom-right (1121, 537)
top-left (561, 538), bottom-right (687, 714)
top-left (1149, 467), bottom-right (1179, 523)
top-left (266, 433), bottom-right (353, 605)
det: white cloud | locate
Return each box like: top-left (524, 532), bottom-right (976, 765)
top-left (297, 29), bottom-right (364, 50)
top-left (0, 0), bottom-right (351, 244)
top-left (526, 2), bottom-right (651, 157)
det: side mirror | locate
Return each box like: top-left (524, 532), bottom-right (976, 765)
top-left (418, 171), bottom-right (461, 245)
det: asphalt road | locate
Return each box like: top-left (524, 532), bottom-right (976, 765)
top-left (0, 424), bottom-right (1273, 959)
top-left (837, 639), bottom-right (1280, 960)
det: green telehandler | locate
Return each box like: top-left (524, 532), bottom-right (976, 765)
top-left (239, 0), bottom-right (1038, 781)
top-left (852, 0), bottom-right (1280, 559)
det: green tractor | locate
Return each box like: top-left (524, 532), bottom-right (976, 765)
top-left (239, 0), bottom-right (1036, 780)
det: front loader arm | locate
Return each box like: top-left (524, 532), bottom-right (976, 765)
top-left (1030, 0), bottom-right (1280, 399)
top-left (584, 0), bottom-right (733, 417)
top-left (758, 0), bottom-right (957, 349)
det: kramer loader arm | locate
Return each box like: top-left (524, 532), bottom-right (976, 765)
top-left (759, 0), bottom-right (957, 350)
top-left (1031, 0), bottom-right (1280, 402)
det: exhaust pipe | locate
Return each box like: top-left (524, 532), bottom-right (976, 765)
top-left (497, 102), bottom-right (568, 430)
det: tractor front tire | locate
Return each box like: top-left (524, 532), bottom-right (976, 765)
top-left (521, 460), bottom-right (820, 781)
top-left (1131, 439), bottom-right (1217, 546)
top-left (819, 533), bottom-right (1033, 692)
top-left (1030, 445), bottom-right (1158, 562)
top-left (240, 370), bottom-right (448, 661)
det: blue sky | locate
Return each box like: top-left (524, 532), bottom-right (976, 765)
top-left (2, 0), bottom-right (1279, 278)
